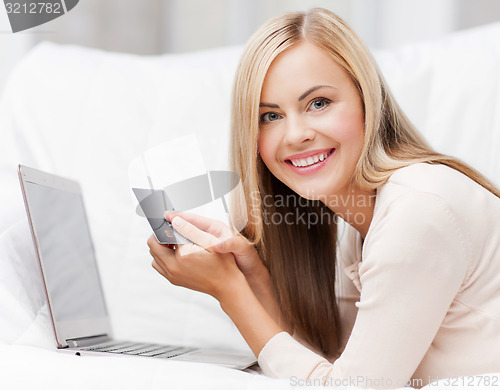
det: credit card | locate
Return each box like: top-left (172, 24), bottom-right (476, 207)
top-left (132, 188), bottom-right (192, 244)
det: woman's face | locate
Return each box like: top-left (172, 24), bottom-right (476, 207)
top-left (258, 42), bottom-right (365, 201)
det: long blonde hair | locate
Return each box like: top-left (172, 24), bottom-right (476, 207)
top-left (230, 8), bottom-right (500, 357)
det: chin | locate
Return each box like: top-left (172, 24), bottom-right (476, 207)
top-left (293, 186), bottom-right (330, 203)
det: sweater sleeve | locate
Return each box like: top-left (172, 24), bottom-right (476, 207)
top-left (257, 192), bottom-right (471, 388)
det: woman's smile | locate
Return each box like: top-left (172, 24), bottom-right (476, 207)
top-left (284, 147), bottom-right (335, 175)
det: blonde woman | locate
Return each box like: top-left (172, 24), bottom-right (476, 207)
top-left (148, 8), bottom-right (500, 388)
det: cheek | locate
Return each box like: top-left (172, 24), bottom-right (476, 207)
top-left (337, 122), bottom-right (364, 152)
top-left (257, 131), bottom-right (278, 169)
top-left (323, 106), bottom-right (364, 153)
top-left (345, 114), bottom-right (365, 156)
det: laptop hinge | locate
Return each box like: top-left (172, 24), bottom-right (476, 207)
top-left (66, 334), bottom-right (110, 348)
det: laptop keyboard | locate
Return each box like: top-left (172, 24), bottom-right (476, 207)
top-left (80, 341), bottom-right (194, 359)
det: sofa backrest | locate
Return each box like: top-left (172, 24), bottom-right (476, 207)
top-left (0, 22), bottom-right (499, 350)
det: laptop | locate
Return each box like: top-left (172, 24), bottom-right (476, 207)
top-left (18, 164), bottom-right (256, 369)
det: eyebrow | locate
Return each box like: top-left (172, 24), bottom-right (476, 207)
top-left (259, 103), bottom-right (280, 108)
top-left (259, 85), bottom-right (335, 109)
top-left (298, 85), bottom-right (334, 101)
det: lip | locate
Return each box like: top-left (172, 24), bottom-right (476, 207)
top-left (285, 148), bottom-right (335, 176)
top-left (284, 147), bottom-right (334, 161)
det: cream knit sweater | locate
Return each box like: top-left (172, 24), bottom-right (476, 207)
top-left (258, 163), bottom-right (500, 388)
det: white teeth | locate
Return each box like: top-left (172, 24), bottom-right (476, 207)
top-left (290, 149), bottom-right (332, 168)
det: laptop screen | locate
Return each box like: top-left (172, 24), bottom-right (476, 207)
top-left (24, 181), bottom-right (107, 323)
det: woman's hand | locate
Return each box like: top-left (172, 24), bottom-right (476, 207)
top-left (159, 212), bottom-right (292, 333)
top-left (147, 216), bottom-right (283, 358)
top-left (147, 230), bottom-right (244, 301)
top-left (164, 211), bottom-right (266, 279)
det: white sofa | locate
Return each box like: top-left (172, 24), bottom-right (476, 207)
top-left (0, 21), bottom-right (499, 390)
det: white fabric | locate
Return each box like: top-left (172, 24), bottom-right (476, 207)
top-left (374, 24), bottom-right (500, 185)
top-left (1, 21), bottom-right (500, 390)
top-left (0, 43), bottom-right (250, 351)
top-left (0, 344), bottom-right (284, 390)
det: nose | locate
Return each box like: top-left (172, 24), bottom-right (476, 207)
top-left (283, 115), bottom-right (316, 146)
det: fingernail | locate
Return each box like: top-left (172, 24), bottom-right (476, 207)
top-left (172, 216), bottom-right (184, 228)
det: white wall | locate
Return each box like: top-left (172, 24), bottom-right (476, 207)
top-left (34, 0), bottom-right (165, 54)
top-left (458, 0), bottom-right (500, 29)
top-left (160, 0), bottom-right (465, 53)
top-left (351, 0), bottom-right (458, 49)
top-left (1, 0), bottom-right (500, 97)
top-left (161, 0), bottom-right (352, 53)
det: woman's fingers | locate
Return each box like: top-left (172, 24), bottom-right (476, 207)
top-left (152, 259), bottom-right (169, 279)
top-left (147, 230), bottom-right (245, 298)
top-left (164, 212), bottom-right (255, 257)
top-left (155, 212), bottom-right (257, 270)
top-left (165, 211), bottom-right (232, 240)
top-left (147, 234), bottom-right (176, 261)
top-left (147, 234), bottom-right (159, 248)
top-left (171, 216), bottom-right (217, 252)
top-left (148, 235), bottom-right (181, 283)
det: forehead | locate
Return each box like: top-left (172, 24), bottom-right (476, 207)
top-left (260, 42), bottom-right (350, 100)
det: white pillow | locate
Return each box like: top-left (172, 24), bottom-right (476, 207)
top-left (0, 219), bottom-right (54, 348)
top-left (372, 22), bottom-right (500, 185)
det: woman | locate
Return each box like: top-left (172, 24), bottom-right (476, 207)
top-left (148, 8), bottom-right (500, 388)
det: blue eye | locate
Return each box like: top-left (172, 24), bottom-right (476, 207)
top-left (309, 98), bottom-right (331, 111)
top-left (260, 112), bottom-right (282, 123)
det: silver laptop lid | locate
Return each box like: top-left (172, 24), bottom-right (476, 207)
top-left (18, 165), bottom-right (111, 348)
